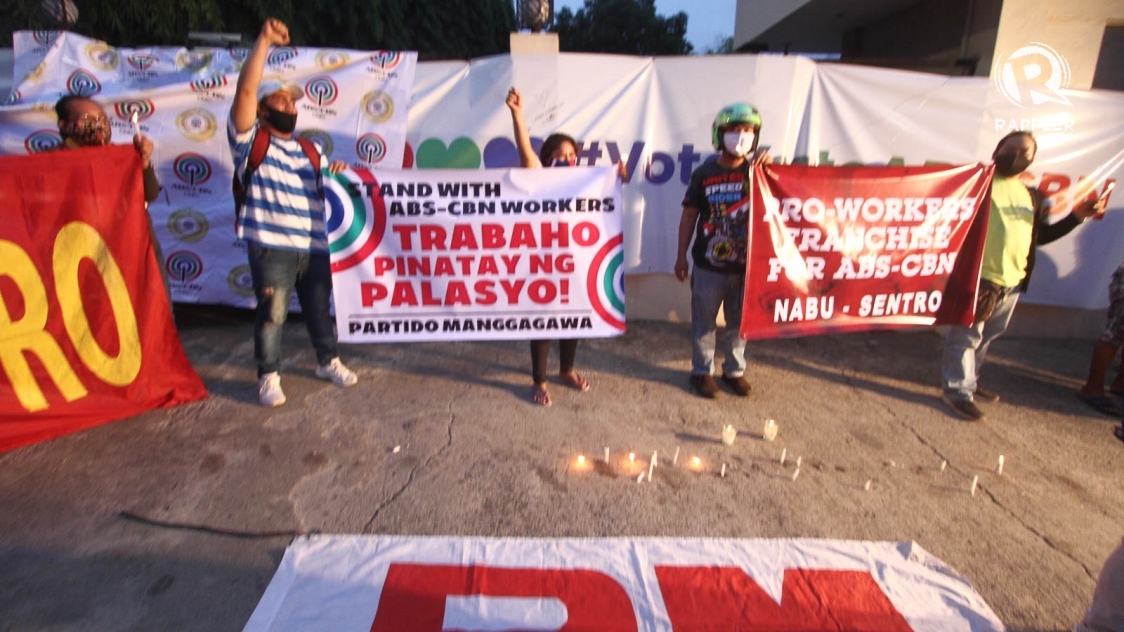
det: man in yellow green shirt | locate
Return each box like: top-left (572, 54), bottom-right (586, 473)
top-left (942, 130), bottom-right (1106, 421)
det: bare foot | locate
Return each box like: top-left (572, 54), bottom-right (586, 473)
top-left (559, 372), bottom-right (590, 392)
top-left (531, 383), bottom-right (552, 406)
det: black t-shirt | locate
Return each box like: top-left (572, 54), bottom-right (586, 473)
top-left (682, 159), bottom-right (751, 274)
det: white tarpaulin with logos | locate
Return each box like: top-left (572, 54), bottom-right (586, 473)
top-left (2, 31), bottom-right (416, 308)
top-left (241, 535), bottom-right (1004, 632)
top-left (3, 31), bottom-right (1122, 309)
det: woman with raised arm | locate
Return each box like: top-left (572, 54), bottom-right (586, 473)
top-left (505, 86), bottom-right (625, 406)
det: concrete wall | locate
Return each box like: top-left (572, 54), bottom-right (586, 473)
top-left (989, 0), bottom-right (1124, 89)
top-left (838, 0), bottom-right (1003, 75)
top-left (1093, 26), bottom-right (1124, 90)
top-left (733, 0), bottom-right (815, 50)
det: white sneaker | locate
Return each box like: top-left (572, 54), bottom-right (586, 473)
top-left (259, 372), bottom-right (286, 407)
top-left (315, 358), bottom-right (358, 387)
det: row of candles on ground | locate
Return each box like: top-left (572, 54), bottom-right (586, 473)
top-left (572, 447), bottom-right (711, 481)
top-left (571, 420), bottom-right (1008, 495)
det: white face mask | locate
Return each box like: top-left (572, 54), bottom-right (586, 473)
top-left (723, 130), bottom-right (755, 157)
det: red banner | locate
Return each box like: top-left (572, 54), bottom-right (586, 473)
top-left (0, 145), bottom-right (207, 451)
top-left (741, 164), bottom-right (992, 340)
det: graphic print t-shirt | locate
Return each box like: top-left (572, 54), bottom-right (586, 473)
top-left (683, 160), bottom-right (751, 274)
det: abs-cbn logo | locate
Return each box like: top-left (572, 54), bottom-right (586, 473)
top-left (993, 42), bottom-right (1072, 108)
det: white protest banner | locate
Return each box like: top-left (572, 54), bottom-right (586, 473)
top-left (799, 63), bottom-right (1124, 309)
top-left (329, 166), bottom-right (625, 342)
top-left (242, 535), bottom-right (1004, 632)
top-left (5, 35), bottom-right (1122, 311)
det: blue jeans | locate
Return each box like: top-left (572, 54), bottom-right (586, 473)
top-left (941, 287), bottom-right (1020, 400)
top-left (247, 243), bottom-right (338, 377)
top-left (691, 267), bottom-right (747, 377)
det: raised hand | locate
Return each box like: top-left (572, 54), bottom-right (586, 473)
top-left (260, 18), bottom-right (290, 47)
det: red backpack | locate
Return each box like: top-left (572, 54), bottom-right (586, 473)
top-left (233, 128), bottom-right (322, 224)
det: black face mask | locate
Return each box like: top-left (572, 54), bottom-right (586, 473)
top-left (263, 106), bottom-right (297, 134)
top-left (994, 153), bottom-right (1031, 177)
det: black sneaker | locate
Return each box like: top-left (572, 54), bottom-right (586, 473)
top-left (721, 374), bottom-right (751, 397)
top-left (974, 386), bottom-right (1000, 403)
top-left (942, 393), bottom-right (985, 421)
top-left (689, 374), bottom-right (719, 399)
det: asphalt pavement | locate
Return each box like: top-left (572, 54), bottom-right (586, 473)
top-left (1, 306), bottom-right (1121, 631)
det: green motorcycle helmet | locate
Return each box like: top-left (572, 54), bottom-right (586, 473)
top-left (711, 102), bottom-right (762, 151)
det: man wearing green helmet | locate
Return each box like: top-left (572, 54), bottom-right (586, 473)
top-left (675, 102), bottom-right (770, 398)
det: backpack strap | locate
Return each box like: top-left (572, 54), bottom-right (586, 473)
top-left (233, 127), bottom-right (273, 223)
top-left (295, 136), bottom-right (324, 199)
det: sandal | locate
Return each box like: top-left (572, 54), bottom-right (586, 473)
top-left (531, 384), bottom-right (552, 407)
top-left (559, 372), bottom-right (590, 392)
top-left (1078, 392), bottom-right (1122, 417)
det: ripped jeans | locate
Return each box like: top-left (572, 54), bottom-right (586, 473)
top-left (247, 243), bottom-right (338, 377)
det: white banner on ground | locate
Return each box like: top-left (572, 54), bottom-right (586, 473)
top-left (242, 535), bottom-right (1004, 632)
top-left (330, 166), bottom-right (624, 342)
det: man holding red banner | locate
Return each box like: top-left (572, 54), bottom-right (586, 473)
top-left (231, 18), bottom-right (357, 407)
top-left (941, 131), bottom-right (1106, 421)
top-left (675, 103), bottom-right (770, 399)
top-left (53, 95), bottom-right (168, 296)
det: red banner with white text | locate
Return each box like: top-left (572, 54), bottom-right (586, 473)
top-left (741, 164), bottom-right (992, 340)
top-left (0, 145), bottom-right (207, 452)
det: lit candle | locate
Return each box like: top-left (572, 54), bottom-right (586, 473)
top-left (721, 463), bottom-right (727, 477)
top-left (940, 460), bottom-right (947, 473)
top-left (637, 472), bottom-right (645, 483)
top-left (792, 468), bottom-right (800, 482)
top-left (721, 425), bottom-right (737, 446)
top-left (780, 448), bottom-right (787, 465)
top-left (573, 454), bottom-right (590, 471)
top-left (648, 451), bottom-right (657, 481)
top-left (690, 456), bottom-right (702, 471)
top-left (763, 419), bottom-right (778, 442)
top-left (628, 452), bottom-right (635, 463)
top-left (604, 447), bottom-right (610, 463)
top-left (796, 456), bottom-right (802, 468)
top-left (673, 446), bottom-right (680, 465)
top-left (996, 455), bottom-right (1004, 476)
top-left (864, 479), bottom-right (871, 491)
top-left (970, 475), bottom-right (978, 496)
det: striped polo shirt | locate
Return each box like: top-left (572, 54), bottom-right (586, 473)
top-left (228, 118), bottom-right (328, 253)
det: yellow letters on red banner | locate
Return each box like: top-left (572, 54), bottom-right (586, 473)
top-left (0, 241), bottom-right (89, 412)
top-left (0, 222), bottom-right (142, 413)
